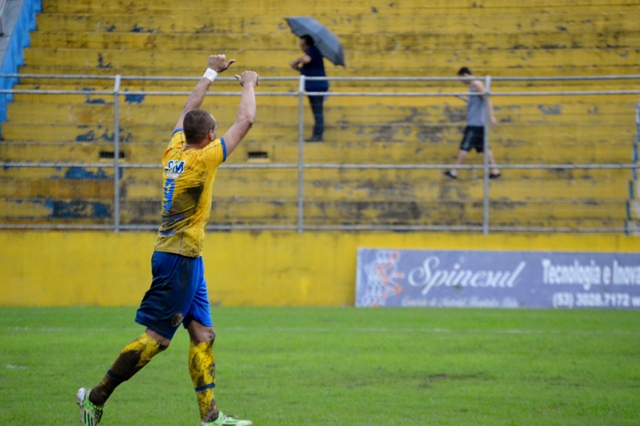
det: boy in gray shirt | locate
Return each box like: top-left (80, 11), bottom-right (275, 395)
top-left (444, 67), bottom-right (501, 179)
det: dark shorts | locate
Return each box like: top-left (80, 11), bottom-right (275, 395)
top-left (135, 251), bottom-right (212, 340)
top-left (460, 126), bottom-right (485, 153)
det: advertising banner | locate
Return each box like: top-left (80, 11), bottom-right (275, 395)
top-left (355, 249), bottom-right (640, 309)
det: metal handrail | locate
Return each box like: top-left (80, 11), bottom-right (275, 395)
top-left (0, 224), bottom-right (628, 233)
top-left (1, 162), bottom-right (637, 170)
top-left (2, 73), bottom-right (640, 82)
top-left (1, 73), bottom-right (639, 234)
top-left (2, 88), bottom-right (639, 97)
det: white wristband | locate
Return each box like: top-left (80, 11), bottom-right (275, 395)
top-left (203, 68), bottom-right (218, 82)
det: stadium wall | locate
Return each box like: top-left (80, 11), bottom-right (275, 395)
top-left (1, 231), bottom-right (638, 307)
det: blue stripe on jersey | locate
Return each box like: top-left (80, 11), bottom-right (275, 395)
top-left (194, 383), bottom-right (216, 392)
top-left (163, 178), bottom-right (176, 212)
top-left (172, 128), bottom-right (183, 136)
top-left (221, 137), bottom-right (227, 162)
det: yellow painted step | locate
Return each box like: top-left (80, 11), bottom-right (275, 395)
top-left (6, 102), bottom-right (636, 128)
top-left (1, 139), bottom-right (635, 166)
top-left (10, 86), bottom-right (638, 110)
top-left (0, 199), bottom-right (113, 222)
top-left (2, 121), bottom-right (635, 144)
top-left (40, 0), bottom-right (640, 14)
top-left (0, 178), bottom-right (113, 198)
top-left (0, 141), bottom-right (117, 162)
top-left (118, 141), bottom-right (636, 171)
top-left (117, 169), bottom-right (629, 201)
top-left (1, 167), bottom-right (631, 201)
top-left (2, 121), bottom-right (635, 145)
top-left (0, 193), bottom-right (626, 226)
top-left (40, 0), bottom-right (640, 13)
top-left (0, 151), bottom-right (634, 181)
top-left (116, 199), bottom-right (627, 225)
top-left (113, 168), bottom-right (632, 201)
top-left (16, 63), bottom-right (640, 78)
top-left (29, 30), bottom-right (640, 52)
top-left (299, 201), bottom-right (629, 225)
top-left (22, 47), bottom-right (640, 71)
top-left (35, 12), bottom-right (640, 35)
top-left (1, 196), bottom-right (624, 229)
top-left (0, 167), bottom-right (114, 182)
top-left (266, 177), bottom-right (630, 203)
top-left (8, 74), bottom-right (639, 91)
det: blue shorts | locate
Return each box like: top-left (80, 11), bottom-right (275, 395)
top-left (135, 251), bottom-right (212, 340)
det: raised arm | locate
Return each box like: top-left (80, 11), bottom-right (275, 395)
top-left (173, 54), bottom-right (236, 132)
top-left (222, 71), bottom-right (259, 156)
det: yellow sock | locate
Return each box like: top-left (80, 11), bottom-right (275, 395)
top-left (119, 332), bottom-right (166, 369)
top-left (91, 332), bottom-right (167, 406)
top-left (189, 340), bottom-right (218, 421)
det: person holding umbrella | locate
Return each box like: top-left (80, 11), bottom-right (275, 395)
top-left (289, 34), bottom-right (329, 142)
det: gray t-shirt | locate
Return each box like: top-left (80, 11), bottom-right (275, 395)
top-left (466, 84), bottom-right (486, 126)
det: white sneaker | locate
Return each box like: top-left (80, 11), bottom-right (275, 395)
top-left (76, 387), bottom-right (103, 426)
top-left (201, 411), bottom-right (253, 426)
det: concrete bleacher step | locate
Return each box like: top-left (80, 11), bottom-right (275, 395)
top-left (0, 195), bottom-right (627, 229)
top-left (1, 167), bottom-right (632, 201)
top-left (34, 11), bottom-right (640, 35)
top-left (0, 199), bottom-right (113, 223)
top-left (29, 30), bottom-right (640, 51)
top-left (122, 168), bottom-right (633, 198)
top-left (6, 101), bottom-right (636, 126)
top-left (0, 166), bottom-right (112, 181)
top-left (121, 199), bottom-right (628, 223)
top-left (17, 63), bottom-right (640, 78)
top-left (2, 121), bottom-right (633, 144)
top-left (0, 178), bottom-right (113, 199)
top-left (10, 74), bottom-right (639, 90)
top-left (22, 47), bottom-right (640, 73)
top-left (39, 0), bottom-right (640, 13)
top-left (0, 139), bottom-right (634, 166)
top-left (9, 88), bottom-right (637, 110)
top-left (41, 0), bottom-right (640, 11)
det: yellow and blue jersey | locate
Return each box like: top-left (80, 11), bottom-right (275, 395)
top-left (154, 129), bottom-right (226, 257)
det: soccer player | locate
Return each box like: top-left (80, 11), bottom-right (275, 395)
top-left (76, 54), bottom-right (258, 426)
top-left (444, 67), bottom-right (501, 179)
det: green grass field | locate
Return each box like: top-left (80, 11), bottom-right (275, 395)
top-left (1, 307), bottom-right (639, 425)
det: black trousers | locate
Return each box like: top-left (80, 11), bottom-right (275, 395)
top-left (308, 94), bottom-right (325, 137)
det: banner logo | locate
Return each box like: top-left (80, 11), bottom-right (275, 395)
top-left (359, 250), bottom-right (404, 307)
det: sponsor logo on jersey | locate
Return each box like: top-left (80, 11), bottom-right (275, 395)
top-left (165, 160), bottom-right (185, 178)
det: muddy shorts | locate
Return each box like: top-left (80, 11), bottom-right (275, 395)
top-left (135, 251), bottom-right (212, 340)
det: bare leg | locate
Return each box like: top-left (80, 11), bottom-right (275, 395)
top-left (486, 149), bottom-right (500, 175)
top-left (448, 150), bottom-right (468, 177)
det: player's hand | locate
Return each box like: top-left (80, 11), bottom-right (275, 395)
top-left (490, 116), bottom-right (498, 127)
top-left (208, 54), bottom-right (236, 73)
top-left (234, 71), bottom-right (260, 88)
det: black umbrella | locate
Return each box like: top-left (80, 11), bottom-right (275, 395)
top-left (285, 17), bottom-right (346, 66)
